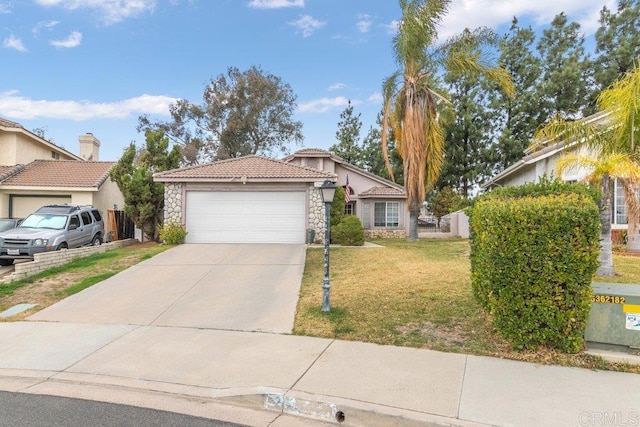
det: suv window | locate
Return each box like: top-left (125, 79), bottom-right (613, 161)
top-left (81, 211), bottom-right (93, 226)
top-left (69, 215), bottom-right (80, 228)
top-left (91, 209), bottom-right (102, 222)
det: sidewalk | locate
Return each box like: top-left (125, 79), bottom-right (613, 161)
top-left (0, 320), bottom-right (639, 426)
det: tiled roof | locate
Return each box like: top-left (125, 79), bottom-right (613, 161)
top-left (359, 186), bottom-right (406, 197)
top-left (293, 148), bottom-right (332, 155)
top-left (1, 160), bottom-right (115, 188)
top-left (0, 118), bottom-right (22, 128)
top-left (154, 155), bottom-right (335, 181)
top-left (0, 165), bottom-right (24, 181)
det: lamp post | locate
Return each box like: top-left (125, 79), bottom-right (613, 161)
top-left (319, 180), bottom-right (337, 312)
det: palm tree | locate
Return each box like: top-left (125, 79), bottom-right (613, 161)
top-left (556, 152), bottom-right (640, 275)
top-left (535, 65), bottom-right (640, 252)
top-left (381, 0), bottom-right (514, 240)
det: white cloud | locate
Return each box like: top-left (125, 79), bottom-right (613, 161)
top-left (0, 91), bottom-right (177, 120)
top-left (438, 0), bottom-right (616, 39)
top-left (328, 83), bottom-right (346, 91)
top-left (35, 0), bottom-right (156, 25)
top-left (288, 14), bottom-right (326, 37)
top-left (3, 36), bottom-right (27, 52)
top-left (356, 14), bottom-right (372, 33)
top-left (50, 31), bottom-right (83, 48)
top-left (248, 0), bottom-right (304, 9)
top-left (0, 2), bottom-right (11, 14)
top-left (298, 96), bottom-right (360, 114)
top-left (367, 92), bottom-right (383, 103)
top-left (383, 20), bottom-right (399, 35)
top-left (32, 20), bottom-right (60, 36)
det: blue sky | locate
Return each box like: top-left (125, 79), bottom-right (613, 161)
top-left (1, 0), bottom-right (614, 161)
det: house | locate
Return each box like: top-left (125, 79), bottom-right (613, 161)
top-left (153, 149), bottom-right (409, 244)
top-left (480, 111), bottom-right (629, 240)
top-left (0, 117), bottom-right (125, 237)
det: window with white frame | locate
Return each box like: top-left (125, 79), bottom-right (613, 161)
top-left (344, 202), bottom-right (354, 216)
top-left (374, 202), bottom-right (399, 227)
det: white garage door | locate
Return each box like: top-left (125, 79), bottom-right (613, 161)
top-left (185, 191), bottom-right (306, 243)
top-left (11, 195), bottom-right (72, 218)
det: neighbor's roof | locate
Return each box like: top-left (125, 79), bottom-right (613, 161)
top-left (481, 110), bottom-right (612, 190)
top-left (358, 186), bottom-right (406, 198)
top-left (153, 155), bottom-right (336, 183)
top-left (0, 160), bottom-right (115, 188)
top-left (0, 118), bottom-right (22, 128)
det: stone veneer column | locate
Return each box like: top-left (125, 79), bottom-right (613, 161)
top-left (308, 186), bottom-right (326, 244)
top-left (163, 183), bottom-right (183, 224)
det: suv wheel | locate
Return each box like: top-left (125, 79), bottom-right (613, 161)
top-left (56, 243), bottom-right (68, 250)
top-left (92, 234), bottom-right (102, 246)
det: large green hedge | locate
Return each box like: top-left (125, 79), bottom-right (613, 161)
top-left (332, 215), bottom-right (365, 246)
top-left (469, 192), bottom-right (600, 353)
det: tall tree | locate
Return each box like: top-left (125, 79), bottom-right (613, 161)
top-left (138, 66), bottom-right (303, 165)
top-left (594, 0), bottom-right (640, 91)
top-left (488, 18), bottom-right (544, 171)
top-left (110, 130), bottom-right (181, 241)
top-left (329, 100), bottom-right (364, 167)
top-left (536, 13), bottom-right (591, 119)
top-left (381, 0), bottom-right (513, 240)
top-left (439, 64), bottom-right (493, 197)
top-left (361, 125), bottom-right (404, 184)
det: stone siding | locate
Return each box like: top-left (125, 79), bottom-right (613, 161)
top-left (308, 186), bottom-right (326, 244)
top-left (364, 229), bottom-right (407, 239)
top-left (0, 239), bottom-right (137, 284)
top-left (164, 183), bottom-right (183, 225)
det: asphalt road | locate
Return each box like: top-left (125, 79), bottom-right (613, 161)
top-left (0, 392), bottom-right (245, 427)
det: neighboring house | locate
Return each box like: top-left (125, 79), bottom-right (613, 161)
top-left (153, 149), bottom-right (408, 244)
top-left (481, 111), bottom-right (630, 238)
top-left (0, 117), bottom-right (125, 237)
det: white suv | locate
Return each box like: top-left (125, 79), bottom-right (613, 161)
top-left (0, 204), bottom-right (105, 266)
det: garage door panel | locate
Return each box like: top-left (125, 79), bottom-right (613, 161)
top-left (185, 191), bottom-right (306, 244)
top-left (11, 196), bottom-right (72, 218)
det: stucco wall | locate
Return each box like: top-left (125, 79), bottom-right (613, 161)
top-left (0, 132), bottom-right (76, 166)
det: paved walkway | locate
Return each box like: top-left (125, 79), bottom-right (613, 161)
top-left (0, 244), bottom-right (639, 426)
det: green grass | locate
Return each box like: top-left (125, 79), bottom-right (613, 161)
top-left (594, 253), bottom-right (640, 283)
top-left (294, 238), bottom-right (640, 373)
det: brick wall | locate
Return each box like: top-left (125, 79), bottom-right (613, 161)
top-left (0, 239), bottom-right (137, 284)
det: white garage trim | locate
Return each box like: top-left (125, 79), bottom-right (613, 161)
top-left (185, 191), bottom-right (306, 243)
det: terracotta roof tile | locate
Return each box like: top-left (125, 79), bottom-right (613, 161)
top-left (359, 186), bottom-right (406, 197)
top-left (154, 155), bottom-right (335, 181)
top-left (1, 160), bottom-right (115, 188)
top-left (0, 117), bottom-right (22, 128)
top-left (0, 165), bottom-right (24, 181)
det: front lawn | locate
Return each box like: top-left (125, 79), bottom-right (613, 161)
top-left (294, 238), bottom-right (640, 373)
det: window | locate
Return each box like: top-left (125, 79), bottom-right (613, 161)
top-left (362, 203), bottom-right (370, 228)
top-left (51, 151), bottom-right (60, 159)
top-left (374, 202), bottom-right (399, 227)
top-left (612, 178), bottom-right (640, 225)
top-left (81, 211), bottom-right (93, 226)
top-left (344, 202), bottom-right (354, 216)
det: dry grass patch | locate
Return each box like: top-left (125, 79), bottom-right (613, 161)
top-left (0, 242), bottom-right (169, 321)
top-left (294, 238), bottom-right (640, 374)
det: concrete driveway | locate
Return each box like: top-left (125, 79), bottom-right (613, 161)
top-left (28, 244), bottom-right (306, 334)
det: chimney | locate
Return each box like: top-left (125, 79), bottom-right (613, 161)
top-left (79, 133), bottom-right (100, 161)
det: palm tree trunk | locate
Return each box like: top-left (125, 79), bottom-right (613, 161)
top-left (597, 175), bottom-right (614, 276)
top-left (407, 198), bottom-right (420, 241)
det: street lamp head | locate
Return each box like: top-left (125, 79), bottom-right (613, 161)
top-left (319, 180), bottom-right (337, 204)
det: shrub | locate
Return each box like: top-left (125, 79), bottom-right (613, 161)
top-left (159, 222), bottom-right (188, 244)
top-left (469, 193), bottom-right (600, 353)
top-left (332, 216), bottom-right (365, 246)
top-left (330, 186), bottom-right (346, 227)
